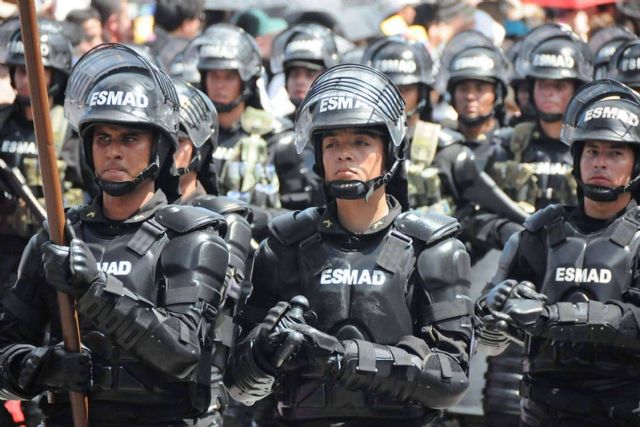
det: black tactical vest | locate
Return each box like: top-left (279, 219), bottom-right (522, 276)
top-left (278, 224), bottom-right (426, 421)
top-left (527, 207), bottom-right (640, 377)
top-left (48, 216), bottom-right (196, 411)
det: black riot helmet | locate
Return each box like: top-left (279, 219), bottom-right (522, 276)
top-left (561, 79), bottom-right (640, 203)
top-left (516, 23), bottom-right (592, 83)
top-left (609, 39), bottom-right (640, 91)
top-left (271, 23), bottom-right (340, 75)
top-left (173, 78), bottom-right (220, 195)
top-left (588, 26), bottom-right (636, 80)
top-left (196, 24), bottom-right (263, 113)
top-left (516, 23), bottom-right (592, 122)
top-left (437, 30), bottom-right (511, 126)
top-left (361, 36), bottom-right (434, 120)
top-left (295, 63), bottom-right (407, 201)
top-left (65, 43), bottom-right (181, 200)
top-left (6, 19), bottom-right (72, 106)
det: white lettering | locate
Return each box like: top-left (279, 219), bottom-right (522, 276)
top-left (285, 39), bottom-right (324, 56)
top-left (451, 55), bottom-right (495, 71)
top-left (319, 269), bottom-right (387, 286)
top-left (373, 58), bottom-right (417, 74)
top-left (318, 96), bottom-right (365, 112)
top-left (200, 43), bottom-right (239, 60)
top-left (98, 261), bottom-right (132, 276)
top-left (532, 53), bottom-right (575, 69)
top-left (1, 140), bottom-right (37, 155)
top-left (554, 267), bottom-right (612, 284)
top-left (583, 106), bottom-right (639, 127)
top-left (89, 91), bottom-right (149, 108)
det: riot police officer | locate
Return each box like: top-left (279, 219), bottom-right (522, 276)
top-left (270, 23), bottom-right (340, 119)
top-left (479, 23), bottom-right (593, 426)
top-left (492, 23), bottom-right (593, 213)
top-left (224, 64), bottom-right (473, 426)
top-left (172, 77), bottom-right (254, 427)
top-left (609, 38), bottom-right (640, 93)
top-left (477, 79), bottom-right (640, 427)
top-left (437, 30), bottom-right (511, 153)
top-left (196, 24), bottom-right (322, 212)
top-left (362, 36), bottom-right (527, 261)
top-left (268, 23), bottom-right (340, 209)
top-left (437, 30), bottom-right (527, 257)
top-left (0, 44), bottom-right (230, 426)
top-left (0, 20), bottom-right (80, 291)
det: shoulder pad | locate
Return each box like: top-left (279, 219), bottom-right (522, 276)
top-left (268, 207), bottom-right (322, 246)
top-left (493, 127), bottom-right (513, 144)
top-left (192, 195), bottom-right (253, 222)
top-left (155, 204), bottom-right (227, 236)
top-left (438, 127), bottom-right (465, 148)
top-left (511, 121), bottom-right (535, 152)
top-left (523, 204), bottom-right (566, 232)
top-left (395, 210), bottom-right (461, 245)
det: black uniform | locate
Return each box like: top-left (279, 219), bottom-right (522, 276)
top-left (225, 197), bottom-right (473, 425)
top-left (0, 191), bottom-right (230, 426)
top-left (481, 203), bottom-right (640, 427)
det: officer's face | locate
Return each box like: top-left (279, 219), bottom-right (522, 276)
top-left (205, 70), bottom-right (242, 106)
top-left (286, 66), bottom-right (322, 103)
top-left (580, 141), bottom-right (635, 189)
top-left (533, 79), bottom-right (575, 115)
top-left (321, 129), bottom-right (385, 182)
top-left (92, 124), bottom-right (154, 182)
top-left (453, 80), bottom-right (496, 119)
top-left (14, 65), bottom-right (52, 98)
top-left (398, 84), bottom-right (420, 114)
top-left (174, 136), bottom-right (194, 169)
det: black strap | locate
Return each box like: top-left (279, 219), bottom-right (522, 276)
top-left (546, 217), bottom-right (567, 247)
top-left (423, 299), bottom-right (472, 324)
top-left (611, 216), bottom-right (640, 247)
top-left (377, 229), bottom-right (413, 275)
top-left (299, 232), bottom-right (326, 275)
top-left (127, 218), bottom-right (167, 256)
top-left (354, 340), bottom-right (378, 373)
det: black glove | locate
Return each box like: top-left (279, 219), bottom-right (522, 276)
top-left (253, 296), bottom-right (309, 372)
top-left (42, 237), bottom-right (105, 299)
top-left (279, 323), bottom-right (344, 372)
top-left (486, 280), bottom-right (544, 313)
top-left (18, 344), bottom-right (92, 393)
top-left (502, 298), bottom-right (547, 335)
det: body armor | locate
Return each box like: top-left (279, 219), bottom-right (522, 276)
top-left (526, 206), bottom-right (640, 378)
top-left (0, 104), bottom-right (80, 238)
top-left (227, 203), bottom-right (473, 423)
top-left (0, 200), bottom-right (229, 425)
top-left (491, 122), bottom-right (577, 212)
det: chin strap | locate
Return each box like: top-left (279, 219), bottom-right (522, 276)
top-left (458, 111), bottom-right (495, 127)
top-left (578, 175), bottom-right (640, 202)
top-left (325, 159), bottom-right (401, 201)
top-left (97, 163), bottom-right (158, 197)
top-left (537, 111), bottom-right (563, 123)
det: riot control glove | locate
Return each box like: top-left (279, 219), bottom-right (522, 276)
top-left (253, 296), bottom-right (309, 373)
top-left (502, 298), bottom-right (547, 335)
top-left (42, 237), bottom-right (105, 299)
top-left (17, 343), bottom-right (92, 393)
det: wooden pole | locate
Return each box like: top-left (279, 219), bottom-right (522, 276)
top-left (14, 1), bottom-right (88, 426)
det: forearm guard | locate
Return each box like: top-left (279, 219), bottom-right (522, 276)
top-left (538, 301), bottom-right (640, 351)
top-left (223, 327), bottom-right (275, 406)
top-left (77, 276), bottom-right (203, 379)
top-left (332, 339), bottom-right (469, 409)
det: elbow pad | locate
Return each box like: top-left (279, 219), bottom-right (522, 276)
top-left (332, 340), bottom-right (469, 409)
top-left (77, 276), bottom-right (201, 379)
